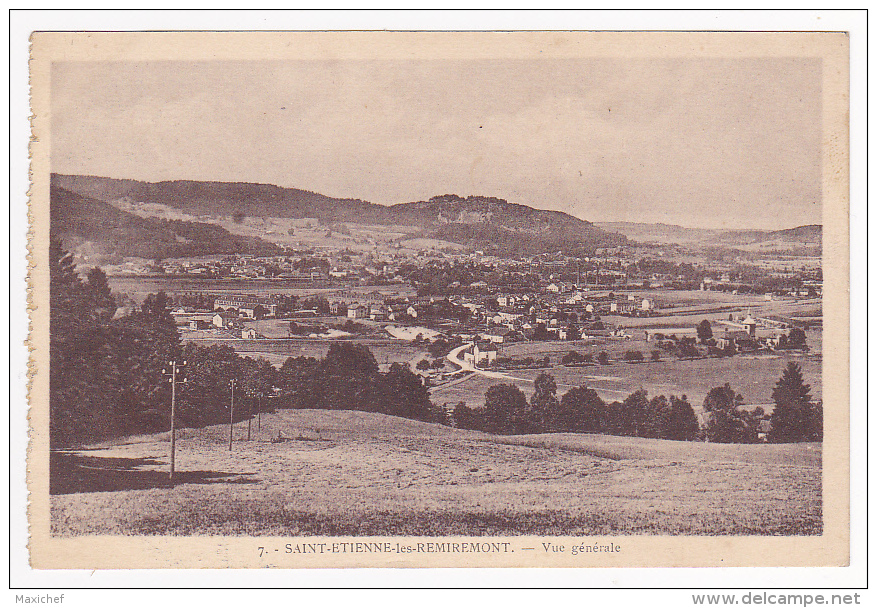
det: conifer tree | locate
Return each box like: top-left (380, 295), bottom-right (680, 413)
top-left (769, 362), bottom-right (817, 442)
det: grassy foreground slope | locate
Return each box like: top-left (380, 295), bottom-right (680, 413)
top-left (51, 410), bottom-right (821, 537)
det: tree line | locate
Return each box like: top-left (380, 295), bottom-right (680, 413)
top-left (453, 362), bottom-right (821, 444)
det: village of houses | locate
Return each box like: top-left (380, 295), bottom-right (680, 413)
top-left (162, 263), bottom-right (821, 413)
top-left (82, 227), bottom-right (819, 414)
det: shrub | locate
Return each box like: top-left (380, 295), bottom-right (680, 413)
top-left (597, 351), bottom-right (610, 365)
top-left (623, 350), bottom-right (644, 363)
top-left (562, 351), bottom-right (593, 365)
top-left (562, 351), bottom-right (581, 365)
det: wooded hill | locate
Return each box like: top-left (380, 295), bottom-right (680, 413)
top-left (53, 174), bottom-right (628, 256)
top-left (50, 181), bottom-right (283, 260)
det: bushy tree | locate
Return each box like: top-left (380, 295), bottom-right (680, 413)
top-left (566, 324), bottom-right (581, 341)
top-left (482, 384), bottom-right (532, 434)
top-left (84, 267), bottom-right (117, 323)
top-left (787, 328), bottom-right (807, 348)
top-left (562, 351), bottom-right (580, 365)
top-left (275, 355), bottom-right (320, 407)
top-left (532, 323), bottom-right (550, 341)
top-left (769, 362), bottom-right (819, 442)
top-left (381, 363), bottom-right (435, 421)
top-left (623, 350), bottom-right (644, 363)
top-left (703, 384), bottom-right (758, 443)
top-left (557, 386), bottom-right (607, 432)
top-left (597, 351), bottom-right (610, 365)
top-left (641, 395), bottom-right (672, 438)
top-left (452, 402), bottom-right (480, 430)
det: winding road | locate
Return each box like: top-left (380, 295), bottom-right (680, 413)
top-left (432, 342), bottom-right (629, 398)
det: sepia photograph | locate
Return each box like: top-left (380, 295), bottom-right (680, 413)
top-left (24, 28), bottom-right (851, 571)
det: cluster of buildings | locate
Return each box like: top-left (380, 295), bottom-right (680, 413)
top-left (647, 313), bottom-right (798, 353)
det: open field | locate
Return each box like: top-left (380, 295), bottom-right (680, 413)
top-left (432, 350), bottom-right (821, 412)
top-left (50, 409), bottom-right (821, 537)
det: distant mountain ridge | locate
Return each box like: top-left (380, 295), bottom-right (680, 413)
top-left (52, 174), bottom-right (628, 255)
top-left (596, 221), bottom-right (822, 248)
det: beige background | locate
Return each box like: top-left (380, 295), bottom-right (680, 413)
top-left (27, 31), bottom-right (850, 569)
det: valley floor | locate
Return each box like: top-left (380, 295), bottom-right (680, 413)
top-left (50, 409), bottom-right (822, 537)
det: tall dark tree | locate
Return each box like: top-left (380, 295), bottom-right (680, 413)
top-left (613, 388), bottom-right (649, 437)
top-left (769, 362), bottom-right (818, 442)
top-left (323, 342), bottom-right (379, 377)
top-left (381, 362), bottom-right (433, 421)
top-left (667, 395), bottom-right (700, 441)
top-left (84, 266), bottom-right (117, 323)
top-left (140, 291), bottom-right (175, 327)
top-left (530, 372), bottom-right (559, 429)
top-left (275, 355), bottom-right (320, 408)
top-left (696, 319), bottom-right (713, 343)
top-left (49, 236), bottom-right (110, 447)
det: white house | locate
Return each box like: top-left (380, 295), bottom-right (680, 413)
top-left (473, 342), bottom-right (498, 367)
top-left (212, 312), bottom-right (237, 328)
top-left (347, 305), bottom-right (368, 319)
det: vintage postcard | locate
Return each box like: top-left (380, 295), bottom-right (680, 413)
top-left (27, 31), bottom-right (849, 569)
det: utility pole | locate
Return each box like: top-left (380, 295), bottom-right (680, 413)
top-left (247, 389), bottom-right (252, 441)
top-left (163, 360), bottom-right (186, 484)
top-left (228, 379), bottom-right (236, 451)
top-left (257, 392), bottom-right (262, 433)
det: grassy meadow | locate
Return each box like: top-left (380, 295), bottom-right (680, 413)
top-left (51, 409), bottom-right (821, 537)
top-left (431, 346), bottom-right (821, 412)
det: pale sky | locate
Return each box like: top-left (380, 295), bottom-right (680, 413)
top-left (51, 58), bottom-right (822, 230)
